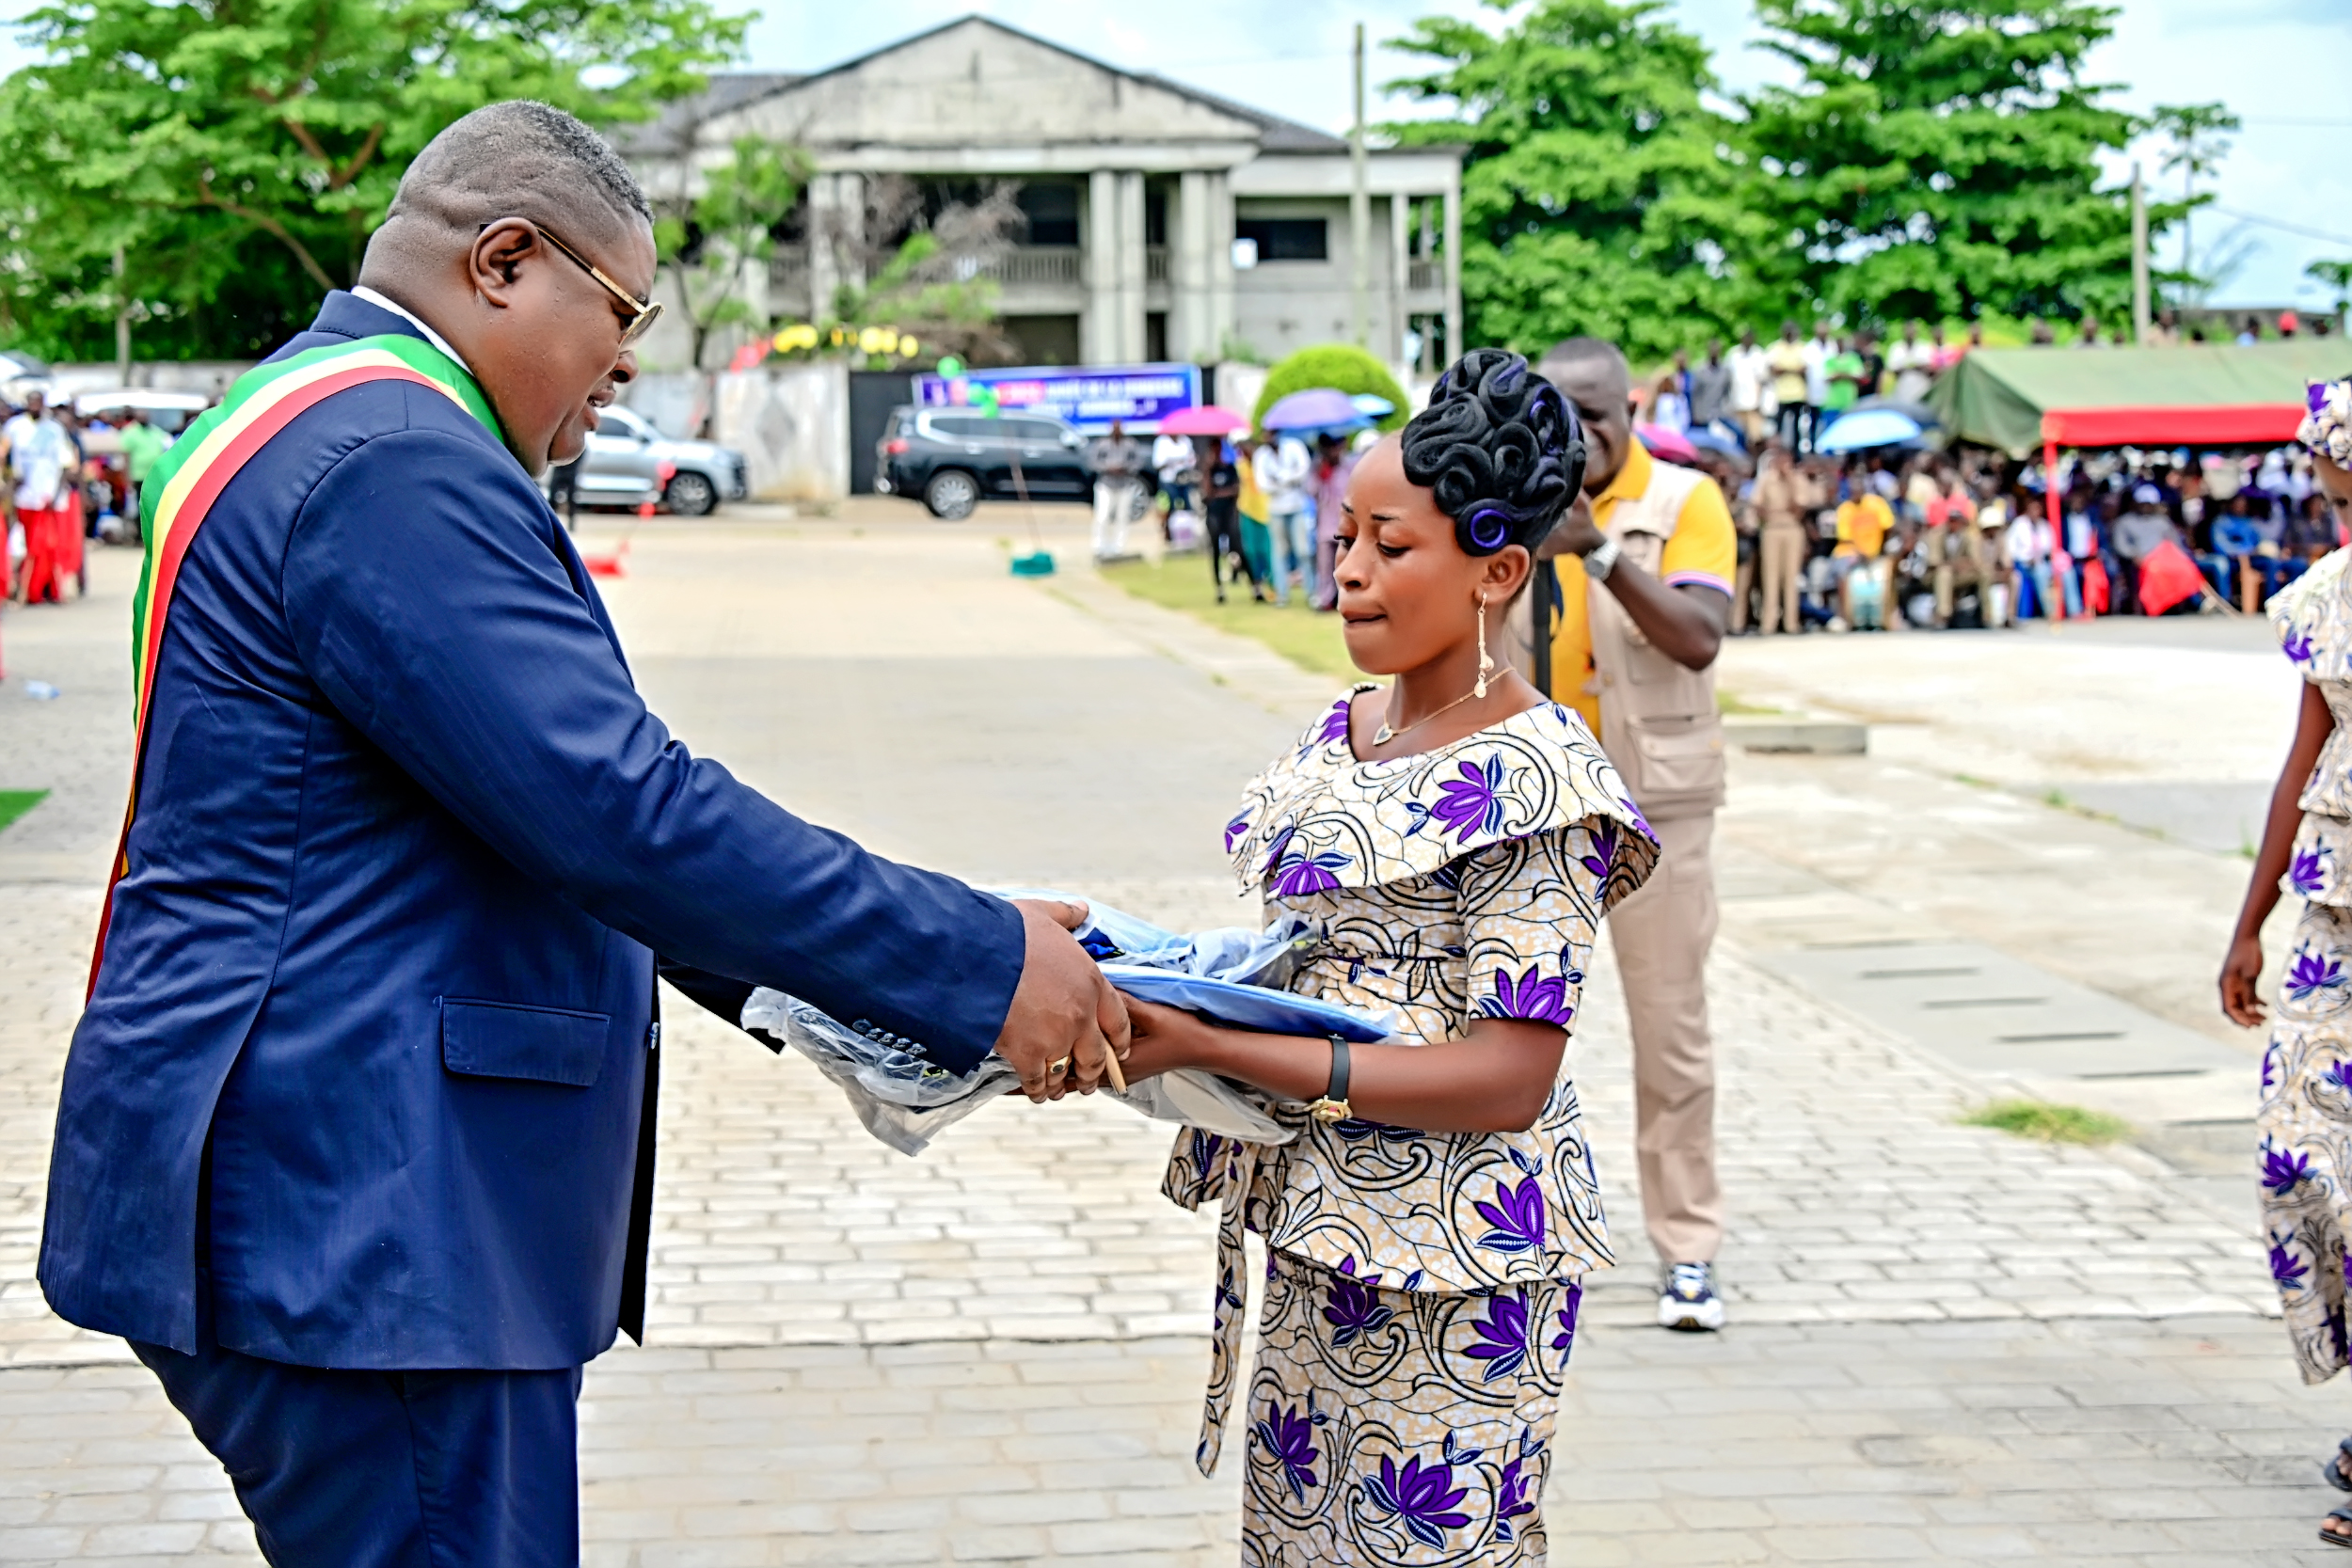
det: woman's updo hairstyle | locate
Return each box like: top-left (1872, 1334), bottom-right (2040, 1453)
top-left (1398, 347), bottom-right (1585, 557)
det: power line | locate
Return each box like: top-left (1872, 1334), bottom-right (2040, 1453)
top-left (2207, 206), bottom-right (2352, 249)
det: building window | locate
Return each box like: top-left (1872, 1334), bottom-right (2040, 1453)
top-left (1234, 217), bottom-right (1327, 262)
top-left (1019, 182), bottom-right (1080, 247)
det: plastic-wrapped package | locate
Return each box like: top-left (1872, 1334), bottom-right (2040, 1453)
top-left (739, 894), bottom-right (1394, 1156)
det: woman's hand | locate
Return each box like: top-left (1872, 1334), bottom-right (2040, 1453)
top-left (2220, 933), bottom-right (2268, 1029)
top-left (1114, 994), bottom-right (1215, 1084)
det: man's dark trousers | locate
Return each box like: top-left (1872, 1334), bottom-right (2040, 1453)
top-left (135, 1334), bottom-right (581, 1566)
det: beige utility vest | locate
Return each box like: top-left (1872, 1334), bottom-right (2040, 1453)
top-left (1587, 460), bottom-right (1725, 821)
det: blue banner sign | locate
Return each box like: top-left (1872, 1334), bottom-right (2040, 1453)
top-left (914, 363), bottom-right (1200, 434)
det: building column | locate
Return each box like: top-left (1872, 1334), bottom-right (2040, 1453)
top-left (1116, 170), bottom-right (1147, 363)
top-left (1083, 168), bottom-right (1118, 363)
top-left (807, 171), bottom-right (866, 325)
top-left (1205, 169), bottom-right (1235, 364)
top-left (1173, 170), bottom-right (1212, 363)
top-left (1388, 193), bottom-right (1409, 376)
top-left (1442, 171), bottom-right (1463, 370)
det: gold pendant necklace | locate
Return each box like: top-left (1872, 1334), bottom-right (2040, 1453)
top-left (1372, 685), bottom-right (1481, 749)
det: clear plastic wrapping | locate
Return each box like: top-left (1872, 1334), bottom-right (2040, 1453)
top-left (738, 893), bottom-right (1394, 1155)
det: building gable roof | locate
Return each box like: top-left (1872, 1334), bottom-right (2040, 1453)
top-left (617, 15), bottom-right (1346, 160)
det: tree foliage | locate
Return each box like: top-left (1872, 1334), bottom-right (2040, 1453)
top-left (1251, 345), bottom-right (1409, 433)
top-left (1386, 0), bottom-right (1764, 362)
top-left (0, 0), bottom-right (746, 359)
top-left (1738, 0), bottom-right (2142, 328)
top-left (651, 135), bottom-right (806, 372)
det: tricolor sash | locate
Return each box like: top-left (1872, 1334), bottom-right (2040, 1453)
top-left (89, 334), bottom-right (503, 994)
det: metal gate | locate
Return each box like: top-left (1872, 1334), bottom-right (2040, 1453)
top-left (848, 371), bottom-right (917, 499)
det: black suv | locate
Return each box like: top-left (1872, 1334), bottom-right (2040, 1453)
top-left (875, 405), bottom-right (1096, 519)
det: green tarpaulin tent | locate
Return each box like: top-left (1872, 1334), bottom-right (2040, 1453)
top-left (1927, 341), bottom-right (2352, 454)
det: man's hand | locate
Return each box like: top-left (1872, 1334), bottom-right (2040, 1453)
top-left (1536, 494), bottom-right (1602, 562)
top-left (994, 898), bottom-right (1132, 1101)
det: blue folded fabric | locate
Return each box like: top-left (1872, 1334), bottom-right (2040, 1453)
top-left (1099, 965), bottom-right (1393, 1043)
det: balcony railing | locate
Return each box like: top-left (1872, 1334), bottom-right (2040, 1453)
top-left (986, 246), bottom-right (1082, 286)
top-left (1146, 247), bottom-right (1169, 285)
top-left (1407, 259), bottom-right (1444, 293)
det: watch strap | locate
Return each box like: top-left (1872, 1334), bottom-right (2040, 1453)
top-left (1309, 1036), bottom-right (1352, 1122)
top-left (1584, 535), bottom-right (1622, 581)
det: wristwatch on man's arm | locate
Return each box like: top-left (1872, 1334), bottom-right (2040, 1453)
top-left (1581, 535), bottom-right (1621, 582)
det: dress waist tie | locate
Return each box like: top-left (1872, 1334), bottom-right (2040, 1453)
top-left (1194, 1136), bottom-right (1264, 1478)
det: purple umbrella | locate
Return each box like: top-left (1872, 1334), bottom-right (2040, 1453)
top-left (1262, 388), bottom-right (1368, 432)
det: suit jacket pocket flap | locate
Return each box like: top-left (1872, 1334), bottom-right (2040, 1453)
top-left (442, 999), bottom-right (610, 1087)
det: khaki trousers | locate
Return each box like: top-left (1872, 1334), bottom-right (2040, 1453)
top-left (1605, 812), bottom-right (1723, 1263)
top-left (1757, 524), bottom-right (1804, 634)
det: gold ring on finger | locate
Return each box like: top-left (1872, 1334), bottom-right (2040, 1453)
top-left (1049, 1056), bottom-right (1071, 1075)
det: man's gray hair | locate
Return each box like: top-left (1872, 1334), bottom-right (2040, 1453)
top-left (389, 101), bottom-right (651, 238)
top-left (1538, 337), bottom-right (1628, 376)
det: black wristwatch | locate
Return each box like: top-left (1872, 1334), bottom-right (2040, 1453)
top-left (1307, 1036), bottom-right (1352, 1122)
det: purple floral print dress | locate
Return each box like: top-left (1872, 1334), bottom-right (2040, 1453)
top-left (1164, 685), bottom-right (1657, 1565)
top-left (2261, 548), bottom-right (2352, 1384)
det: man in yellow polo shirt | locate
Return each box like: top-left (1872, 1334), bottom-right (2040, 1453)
top-left (1537, 336), bottom-right (1735, 1333)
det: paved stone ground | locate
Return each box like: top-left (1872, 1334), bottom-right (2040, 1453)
top-left (0, 517), bottom-right (2347, 1565)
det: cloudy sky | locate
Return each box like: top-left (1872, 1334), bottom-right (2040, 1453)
top-left (4, 0), bottom-right (2342, 308)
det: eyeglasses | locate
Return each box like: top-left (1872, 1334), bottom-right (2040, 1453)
top-left (534, 223), bottom-right (661, 347)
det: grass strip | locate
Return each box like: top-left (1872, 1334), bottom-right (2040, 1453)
top-left (1098, 557), bottom-right (1359, 684)
top-left (0, 790), bottom-right (50, 834)
top-left (1960, 1099), bottom-right (2131, 1146)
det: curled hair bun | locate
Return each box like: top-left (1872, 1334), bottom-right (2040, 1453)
top-left (1399, 348), bottom-right (1585, 557)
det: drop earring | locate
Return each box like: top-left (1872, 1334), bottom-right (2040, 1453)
top-left (1474, 590), bottom-right (1493, 699)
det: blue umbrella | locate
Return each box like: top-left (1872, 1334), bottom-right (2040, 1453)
top-left (1816, 407), bottom-right (1923, 453)
top-left (1350, 393), bottom-right (1395, 419)
top-left (1263, 388), bottom-right (1368, 431)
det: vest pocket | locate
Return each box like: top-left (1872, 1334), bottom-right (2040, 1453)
top-left (1627, 717), bottom-right (1726, 798)
top-left (441, 999), bottom-right (611, 1087)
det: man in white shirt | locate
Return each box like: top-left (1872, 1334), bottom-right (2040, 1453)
top-left (1884, 323), bottom-right (1934, 404)
top-left (1253, 433), bottom-right (1314, 606)
top-left (1725, 329), bottom-right (1771, 451)
top-left (2, 389), bottom-right (80, 603)
top-left (1802, 321), bottom-right (1835, 450)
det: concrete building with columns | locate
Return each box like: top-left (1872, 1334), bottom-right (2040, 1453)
top-left (616, 15), bottom-right (1463, 378)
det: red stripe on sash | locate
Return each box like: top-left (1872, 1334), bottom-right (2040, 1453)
top-left (89, 363), bottom-right (453, 996)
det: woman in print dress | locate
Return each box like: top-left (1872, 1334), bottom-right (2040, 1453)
top-left (2221, 376), bottom-right (2352, 1548)
top-left (1118, 348), bottom-right (1659, 1566)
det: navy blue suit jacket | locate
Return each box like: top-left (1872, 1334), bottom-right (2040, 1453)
top-left (40, 293), bottom-right (1025, 1370)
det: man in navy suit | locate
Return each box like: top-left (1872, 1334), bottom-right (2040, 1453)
top-left (40, 101), bottom-right (1128, 1565)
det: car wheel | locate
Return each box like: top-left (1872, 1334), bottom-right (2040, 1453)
top-left (924, 469), bottom-right (980, 521)
top-left (663, 470), bottom-right (718, 517)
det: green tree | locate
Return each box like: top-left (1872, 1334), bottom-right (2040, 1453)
top-left (1251, 345), bottom-right (1409, 433)
top-left (650, 135), bottom-right (807, 372)
top-left (1385, 0), bottom-right (1766, 361)
top-left (1740, 0), bottom-right (2143, 329)
top-left (0, 0), bottom-right (746, 360)
top-left (2150, 101), bottom-right (2240, 298)
top-left (2311, 259), bottom-right (2352, 319)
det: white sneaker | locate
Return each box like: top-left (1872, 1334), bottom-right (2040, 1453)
top-left (1658, 1261), bottom-right (1726, 1332)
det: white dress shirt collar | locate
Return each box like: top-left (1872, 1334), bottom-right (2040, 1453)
top-left (350, 287), bottom-right (473, 377)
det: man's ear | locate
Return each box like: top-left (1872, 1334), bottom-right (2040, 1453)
top-left (469, 219), bottom-right (540, 309)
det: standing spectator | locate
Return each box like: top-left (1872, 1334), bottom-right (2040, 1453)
top-left (1650, 357), bottom-right (1690, 432)
top-left (1854, 329), bottom-right (1886, 402)
top-left (1885, 322), bottom-right (1935, 404)
top-left (1801, 320), bottom-right (1836, 450)
top-left (1152, 428), bottom-right (1197, 538)
top-left (1753, 443), bottom-right (1807, 634)
top-left (2, 388), bottom-right (79, 605)
top-left (544, 451), bottom-right (583, 528)
top-left (1820, 336), bottom-right (1866, 432)
top-left (119, 409), bottom-right (169, 543)
top-left (1729, 454), bottom-right (1760, 633)
top-left (1726, 328), bottom-right (1771, 449)
top-left (1767, 322), bottom-right (1811, 451)
top-left (1687, 338), bottom-right (1732, 437)
top-left (1309, 433), bottom-right (1355, 610)
top-left (1253, 429), bottom-right (1313, 606)
top-left (1088, 420), bottom-right (1149, 562)
top-left (2076, 317), bottom-right (2104, 348)
top-left (1235, 434), bottom-right (1275, 601)
top-left (1196, 436), bottom-right (1252, 605)
top-left (2004, 488), bottom-right (2050, 619)
top-left (2237, 315), bottom-right (2261, 346)
top-left (2027, 316), bottom-right (2056, 345)
top-left (2150, 308), bottom-right (2182, 346)
top-left (1535, 336), bottom-right (1738, 1333)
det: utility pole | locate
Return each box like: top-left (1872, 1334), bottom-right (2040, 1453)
top-left (113, 246), bottom-right (131, 384)
top-left (1349, 21), bottom-right (1370, 350)
top-left (2130, 164), bottom-right (2150, 344)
